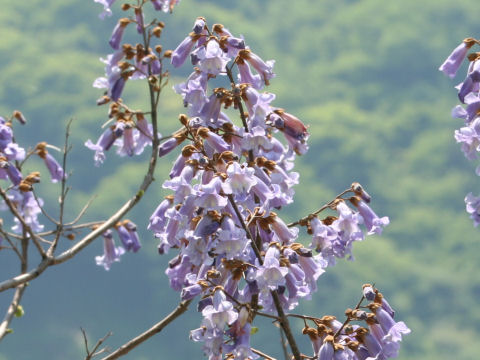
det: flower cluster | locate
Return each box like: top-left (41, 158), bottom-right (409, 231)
top-left (0, 113), bottom-right (64, 234)
top-left (303, 285), bottom-right (410, 360)
top-left (145, 19), bottom-right (393, 359)
top-left (88, 1), bottom-right (177, 165)
top-left (440, 37), bottom-right (480, 225)
top-left (95, 219), bottom-right (141, 270)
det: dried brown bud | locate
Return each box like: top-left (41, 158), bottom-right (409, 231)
top-left (197, 127), bottom-right (210, 139)
top-left (18, 183), bottom-right (32, 192)
top-left (163, 50), bottom-right (172, 58)
top-left (153, 26), bottom-right (162, 37)
top-left (121, 3), bottom-right (130, 10)
top-left (182, 144), bottom-right (197, 158)
top-left (66, 233), bottom-right (76, 241)
top-left (97, 95), bottom-right (110, 106)
top-left (119, 18), bottom-right (131, 27)
top-left (179, 114), bottom-right (189, 126)
top-left (12, 110), bottom-right (26, 124)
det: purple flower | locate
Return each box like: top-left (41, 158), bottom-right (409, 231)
top-left (350, 197), bottom-right (390, 235)
top-left (270, 215), bottom-right (298, 245)
top-left (148, 197), bottom-right (174, 233)
top-left (159, 137), bottom-right (181, 157)
top-left (134, 8), bottom-right (144, 34)
top-left (151, 0), bottom-right (180, 12)
top-left (439, 38), bottom-right (476, 79)
top-left (0, 122), bottom-right (13, 150)
top-left (197, 127), bottom-right (231, 154)
top-left (174, 70), bottom-right (208, 115)
top-left (109, 18), bottom-right (130, 50)
top-left (192, 17), bottom-right (206, 35)
top-left (95, 230), bottom-right (125, 270)
top-left (272, 110), bottom-right (309, 155)
top-left (215, 217), bottom-right (248, 259)
top-left (8, 191), bottom-right (44, 233)
top-left (222, 162), bottom-right (257, 195)
top-left (317, 336), bottom-right (334, 360)
top-left (202, 291), bottom-right (238, 332)
top-left (85, 126), bottom-right (116, 166)
top-left (42, 153), bottom-right (65, 183)
top-left (237, 61), bottom-right (263, 89)
top-left (465, 192), bottom-right (480, 226)
top-left (115, 224), bottom-right (137, 252)
top-left (238, 49), bottom-right (275, 86)
top-left (194, 40), bottom-right (230, 76)
top-left (194, 176), bottom-right (227, 211)
top-left (4, 143), bottom-right (25, 162)
top-left (94, 0), bottom-right (116, 19)
top-left (172, 34), bottom-right (198, 68)
top-left (458, 60), bottom-right (480, 103)
top-left (0, 160), bottom-right (22, 186)
top-left (255, 246), bottom-right (289, 291)
top-left (454, 117), bottom-right (480, 160)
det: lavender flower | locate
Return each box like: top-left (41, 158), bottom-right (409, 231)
top-left (109, 18), bottom-right (130, 50)
top-left (94, 0), bottom-right (116, 19)
top-left (439, 38), bottom-right (476, 78)
top-left (95, 230), bottom-right (125, 270)
top-left (465, 192), bottom-right (480, 226)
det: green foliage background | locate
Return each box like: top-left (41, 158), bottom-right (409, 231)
top-left (0, 0), bottom-right (479, 359)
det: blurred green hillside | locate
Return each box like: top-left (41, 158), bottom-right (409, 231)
top-left (0, 0), bottom-right (479, 359)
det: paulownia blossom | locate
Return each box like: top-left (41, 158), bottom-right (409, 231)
top-left (440, 36), bottom-right (480, 226)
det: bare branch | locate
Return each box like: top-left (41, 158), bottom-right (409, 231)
top-left (99, 300), bottom-right (192, 360)
top-left (82, 328), bottom-right (112, 360)
top-left (65, 195), bottom-right (98, 226)
top-left (0, 284), bottom-right (26, 340)
top-left (252, 348), bottom-right (278, 360)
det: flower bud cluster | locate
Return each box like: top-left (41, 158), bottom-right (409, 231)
top-left (146, 19), bottom-right (391, 359)
top-left (439, 37), bottom-right (480, 225)
top-left (0, 113), bottom-right (65, 234)
top-left (304, 285), bottom-right (410, 360)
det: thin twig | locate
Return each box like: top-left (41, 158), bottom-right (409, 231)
top-left (0, 284), bottom-right (26, 340)
top-left (252, 348), bottom-right (277, 360)
top-left (32, 189), bottom-right (59, 226)
top-left (0, 227), bottom-right (22, 260)
top-left (65, 195), bottom-right (98, 226)
top-left (287, 188), bottom-right (352, 227)
top-left (99, 300), bottom-right (192, 360)
top-left (82, 328), bottom-right (112, 360)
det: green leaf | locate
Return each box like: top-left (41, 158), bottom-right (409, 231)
top-left (250, 326), bottom-right (259, 335)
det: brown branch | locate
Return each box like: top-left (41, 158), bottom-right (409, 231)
top-left (99, 300), bottom-right (192, 360)
top-left (82, 328), bottom-right (112, 360)
top-left (252, 348), bottom-right (277, 360)
top-left (279, 326), bottom-right (290, 360)
top-left (271, 291), bottom-right (302, 360)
